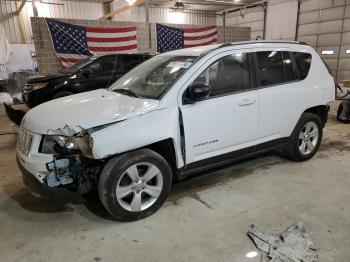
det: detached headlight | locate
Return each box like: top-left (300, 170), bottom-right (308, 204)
top-left (32, 82), bottom-right (48, 90)
top-left (40, 135), bottom-right (80, 154)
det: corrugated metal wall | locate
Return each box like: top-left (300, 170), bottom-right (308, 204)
top-left (0, 1), bottom-right (23, 44)
top-left (217, 6), bottom-right (264, 40)
top-left (265, 0), bottom-right (298, 41)
top-left (297, 0), bottom-right (350, 80)
top-left (112, 1), bottom-right (217, 25)
top-left (0, 0), bottom-right (103, 44)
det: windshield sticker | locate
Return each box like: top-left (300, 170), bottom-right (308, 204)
top-left (166, 61), bottom-right (192, 69)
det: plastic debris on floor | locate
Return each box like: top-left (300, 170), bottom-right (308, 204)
top-left (247, 222), bottom-right (317, 262)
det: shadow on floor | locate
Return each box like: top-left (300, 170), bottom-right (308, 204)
top-left (1, 152), bottom-right (290, 222)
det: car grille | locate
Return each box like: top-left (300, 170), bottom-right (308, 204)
top-left (23, 84), bottom-right (34, 95)
top-left (17, 128), bottom-right (33, 156)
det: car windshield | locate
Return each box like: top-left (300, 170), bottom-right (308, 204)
top-left (61, 57), bottom-right (97, 73)
top-left (109, 55), bottom-right (197, 99)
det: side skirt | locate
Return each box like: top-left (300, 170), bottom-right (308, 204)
top-left (175, 137), bottom-right (289, 181)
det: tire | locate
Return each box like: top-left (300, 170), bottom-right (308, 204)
top-left (337, 101), bottom-right (350, 123)
top-left (52, 91), bottom-right (74, 99)
top-left (98, 149), bottom-right (172, 221)
top-left (286, 112), bottom-right (323, 162)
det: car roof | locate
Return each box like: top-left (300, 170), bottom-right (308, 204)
top-left (158, 40), bottom-right (310, 57)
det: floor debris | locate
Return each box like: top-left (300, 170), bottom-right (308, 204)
top-left (247, 222), bottom-right (317, 262)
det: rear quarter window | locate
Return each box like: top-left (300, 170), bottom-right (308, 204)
top-left (293, 52), bottom-right (312, 80)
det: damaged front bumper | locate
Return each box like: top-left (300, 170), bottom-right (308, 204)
top-left (16, 128), bottom-right (102, 203)
top-left (4, 103), bottom-right (27, 126)
top-left (17, 157), bottom-right (85, 203)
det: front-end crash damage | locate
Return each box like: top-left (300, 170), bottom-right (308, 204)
top-left (17, 89), bottom-right (168, 200)
top-left (39, 124), bottom-right (115, 195)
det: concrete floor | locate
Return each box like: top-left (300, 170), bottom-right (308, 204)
top-left (0, 102), bottom-right (349, 262)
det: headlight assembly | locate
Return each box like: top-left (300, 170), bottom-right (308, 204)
top-left (32, 82), bottom-right (48, 90)
top-left (40, 135), bottom-right (80, 154)
top-left (54, 136), bottom-right (79, 150)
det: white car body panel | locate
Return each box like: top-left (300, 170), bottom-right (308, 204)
top-left (180, 90), bottom-right (259, 163)
top-left (90, 107), bottom-right (184, 168)
top-left (21, 89), bottom-right (159, 135)
top-left (176, 49), bottom-right (260, 164)
top-left (16, 128), bottom-right (53, 183)
top-left (17, 41), bottom-right (335, 181)
top-left (253, 46), bottom-right (334, 142)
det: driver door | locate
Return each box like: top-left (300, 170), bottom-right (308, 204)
top-left (180, 51), bottom-right (260, 166)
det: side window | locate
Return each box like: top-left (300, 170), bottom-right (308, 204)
top-left (293, 52), bottom-right (312, 80)
top-left (192, 53), bottom-right (250, 97)
top-left (100, 56), bottom-right (118, 73)
top-left (123, 56), bottom-right (146, 72)
top-left (84, 60), bottom-right (101, 74)
top-left (256, 51), bottom-right (285, 86)
top-left (282, 52), bottom-right (295, 82)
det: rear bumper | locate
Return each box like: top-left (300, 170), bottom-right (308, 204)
top-left (17, 157), bottom-right (84, 204)
top-left (4, 103), bottom-right (26, 126)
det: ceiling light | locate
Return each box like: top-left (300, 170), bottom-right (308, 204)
top-left (321, 50), bottom-right (334, 55)
top-left (126, 0), bottom-right (136, 5)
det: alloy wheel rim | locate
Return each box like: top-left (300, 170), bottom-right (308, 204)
top-left (298, 121), bottom-right (319, 155)
top-left (116, 162), bottom-right (163, 212)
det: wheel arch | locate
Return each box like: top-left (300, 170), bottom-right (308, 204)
top-left (143, 138), bottom-right (178, 176)
top-left (102, 138), bottom-right (179, 180)
top-left (304, 105), bottom-right (329, 127)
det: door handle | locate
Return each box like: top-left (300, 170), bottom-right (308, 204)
top-left (239, 98), bottom-right (255, 106)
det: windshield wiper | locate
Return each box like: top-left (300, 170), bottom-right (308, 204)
top-left (113, 88), bottom-right (138, 98)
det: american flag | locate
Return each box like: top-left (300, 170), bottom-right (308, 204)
top-left (46, 19), bottom-right (138, 67)
top-left (156, 23), bottom-right (218, 53)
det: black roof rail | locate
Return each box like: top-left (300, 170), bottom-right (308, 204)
top-left (212, 40), bottom-right (312, 50)
top-left (298, 41), bottom-right (310, 46)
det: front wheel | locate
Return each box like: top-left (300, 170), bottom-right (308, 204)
top-left (286, 113), bottom-right (323, 162)
top-left (98, 149), bottom-right (172, 221)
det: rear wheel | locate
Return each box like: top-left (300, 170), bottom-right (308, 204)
top-left (287, 113), bottom-right (323, 161)
top-left (98, 149), bottom-right (172, 221)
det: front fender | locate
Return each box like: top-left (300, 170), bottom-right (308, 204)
top-left (90, 106), bottom-right (184, 168)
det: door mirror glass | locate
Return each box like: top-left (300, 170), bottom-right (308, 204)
top-left (187, 83), bottom-right (210, 102)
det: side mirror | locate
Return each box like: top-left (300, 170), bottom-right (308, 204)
top-left (185, 83), bottom-right (210, 103)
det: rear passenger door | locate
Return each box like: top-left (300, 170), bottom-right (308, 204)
top-left (255, 50), bottom-right (310, 142)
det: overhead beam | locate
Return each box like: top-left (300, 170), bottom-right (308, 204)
top-left (16, 0), bottom-right (26, 14)
top-left (102, 0), bottom-right (145, 20)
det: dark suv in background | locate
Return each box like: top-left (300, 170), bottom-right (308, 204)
top-left (5, 53), bottom-right (152, 125)
top-left (23, 53), bottom-right (152, 108)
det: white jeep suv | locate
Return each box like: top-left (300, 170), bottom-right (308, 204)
top-left (17, 41), bottom-right (335, 221)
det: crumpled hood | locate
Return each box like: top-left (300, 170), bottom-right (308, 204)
top-left (22, 89), bottom-right (159, 135)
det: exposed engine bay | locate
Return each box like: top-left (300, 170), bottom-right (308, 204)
top-left (45, 156), bottom-right (101, 194)
top-left (39, 127), bottom-right (107, 194)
